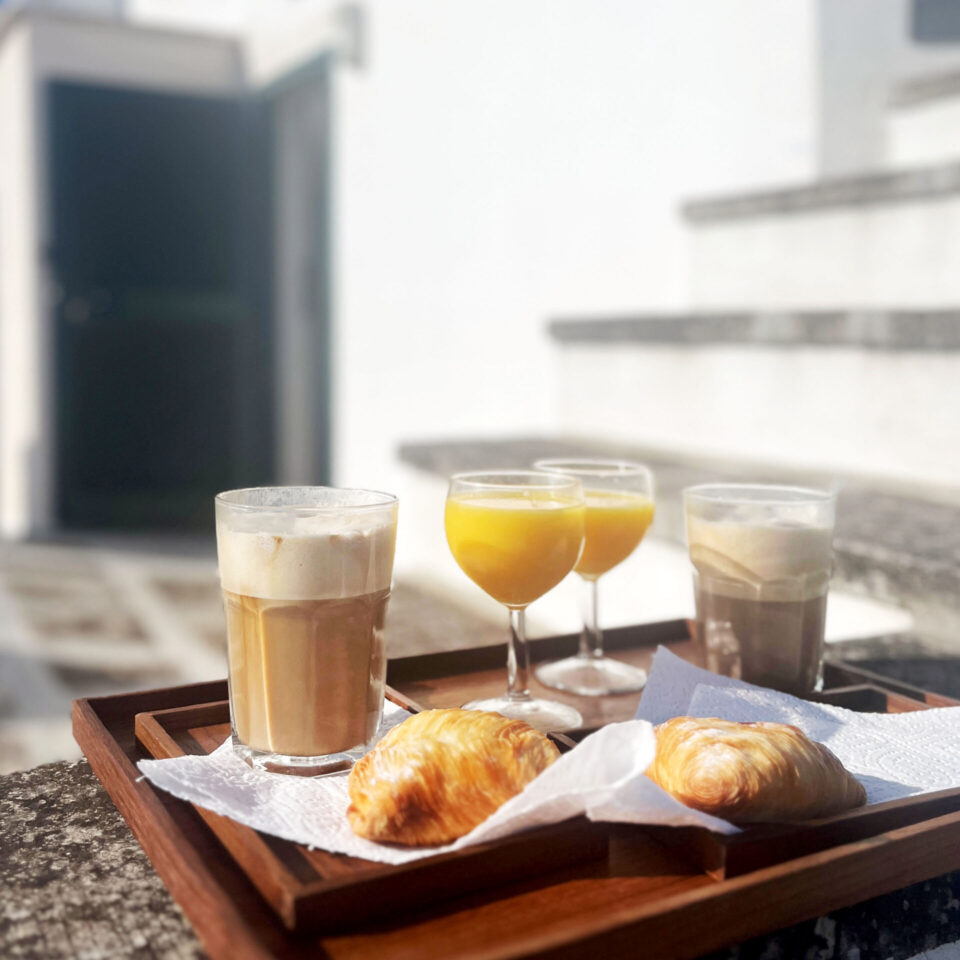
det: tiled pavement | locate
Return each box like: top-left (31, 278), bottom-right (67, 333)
top-left (0, 539), bottom-right (223, 773)
top-left (0, 537), bottom-right (503, 775)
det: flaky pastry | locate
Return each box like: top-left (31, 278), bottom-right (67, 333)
top-left (646, 716), bottom-right (866, 823)
top-left (347, 708), bottom-right (560, 846)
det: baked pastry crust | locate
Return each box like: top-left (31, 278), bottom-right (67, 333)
top-left (647, 716), bottom-right (866, 823)
top-left (347, 708), bottom-right (560, 846)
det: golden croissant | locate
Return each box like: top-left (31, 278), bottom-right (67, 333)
top-left (347, 708), bottom-right (560, 845)
top-left (646, 717), bottom-right (866, 823)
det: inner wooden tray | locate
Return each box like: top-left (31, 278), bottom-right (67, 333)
top-left (74, 619), bottom-right (960, 960)
top-left (387, 618), bottom-right (698, 734)
top-left (133, 691), bottom-right (607, 932)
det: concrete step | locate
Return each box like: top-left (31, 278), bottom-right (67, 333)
top-left (548, 310), bottom-right (960, 492)
top-left (397, 436), bottom-right (959, 653)
top-left (682, 161), bottom-right (960, 307)
top-left (887, 71), bottom-right (960, 168)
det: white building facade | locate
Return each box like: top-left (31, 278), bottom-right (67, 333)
top-left (2, 0), bottom-right (959, 538)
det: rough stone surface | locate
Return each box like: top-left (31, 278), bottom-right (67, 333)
top-left (548, 311), bottom-right (960, 351)
top-left (682, 161), bottom-right (960, 221)
top-left (398, 436), bottom-right (960, 651)
top-left (386, 578), bottom-right (503, 657)
top-left (702, 875), bottom-right (960, 960)
top-left (0, 760), bottom-right (204, 960)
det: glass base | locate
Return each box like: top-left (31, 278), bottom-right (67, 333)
top-left (461, 695), bottom-right (582, 733)
top-left (231, 736), bottom-right (367, 777)
top-left (535, 654), bottom-right (648, 697)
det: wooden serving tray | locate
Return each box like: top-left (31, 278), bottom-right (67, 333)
top-left (133, 693), bottom-right (607, 932)
top-left (73, 620), bottom-right (960, 960)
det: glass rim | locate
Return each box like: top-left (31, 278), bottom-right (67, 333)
top-left (534, 457), bottom-right (652, 478)
top-left (683, 483), bottom-right (836, 506)
top-left (215, 485), bottom-right (398, 512)
top-left (448, 469), bottom-right (584, 492)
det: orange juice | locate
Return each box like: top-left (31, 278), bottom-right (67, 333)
top-left (574, 490), bottom-right (654, 579)
top-left (445, 491), bottom-right (585, 607)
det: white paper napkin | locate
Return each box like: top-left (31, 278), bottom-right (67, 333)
top-left (635, 645), bottom-right (757, 725)
top-left (638, 645), bottom-right (960, 806)
top-left (138, 647), bottom-right (960, 861)
top-left (137, 699), bottom-right (737, 866)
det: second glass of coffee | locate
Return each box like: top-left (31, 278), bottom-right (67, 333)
top-left (684, 484), bottom-right (835, 696)
top-left (215, 487), bottom-right (398, 775)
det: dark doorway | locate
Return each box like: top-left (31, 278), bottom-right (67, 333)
top-left (48, 82), bottom-right (275, 531)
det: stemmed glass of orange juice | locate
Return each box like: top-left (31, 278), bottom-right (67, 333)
top-left (533, 459), bottom-right (655, 695)
top-left (445, 471), bottom-right (585, 732)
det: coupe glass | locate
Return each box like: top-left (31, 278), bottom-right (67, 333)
top-left (533, 459), bottom-right (655, 696)
top-left (444, 471), bottom-right (585, 732)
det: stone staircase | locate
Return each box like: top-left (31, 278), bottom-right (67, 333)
top-left (682, 69), bottom-right (960, 308)
top-left (887, 70), bottom-right (960, 168)
top-left (548, 310), bottom-right (960, 492)
top-left (684, 161), bottom-right (960, 307)
top-left (399, 68), bottom-right (960, 652)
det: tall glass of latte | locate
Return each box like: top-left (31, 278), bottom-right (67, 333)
top-left (684, 484), bottom-right (836, 696)
top-left (215, 487), bottom-right (398, 775)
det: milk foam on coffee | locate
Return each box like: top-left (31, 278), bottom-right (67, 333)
top-left (687, 516), bottom-right (833, 597)
top-left (687, 507), bottom-right (834, 696)
top-left (217, 512), bottom-right (396, 601)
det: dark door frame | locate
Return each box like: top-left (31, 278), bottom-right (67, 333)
top-left (46, 79), bottom-right (277, 530)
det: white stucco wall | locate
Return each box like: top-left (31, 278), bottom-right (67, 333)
top-left (688, 196), bottom-right (960, 308)
top-left (886, 97), bottom-right (960, 168)
top-left (818, 0), bottom-right (960, 175)
top-left (554, 341), bottom-right (960, 493)
top-left (0, 22), bottom-right (45, 538)
top-left (330, 0), bottom-right (818, 509)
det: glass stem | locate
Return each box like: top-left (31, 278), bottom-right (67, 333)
top-left (506, 607), bottom-right (532, 701)
top-left (579, 577), bottom-right (603, 659)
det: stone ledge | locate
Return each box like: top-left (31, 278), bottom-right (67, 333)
top-left (547, 310), bottom-right (960, 351)
top-left (682, 162), bottom-right (960, 222)
top-left (891, 69), bottom-right (960, 108)
top-left (399, 436), bottom-right (960, 649)
top-left (0, 759), bottom-right (203, 960)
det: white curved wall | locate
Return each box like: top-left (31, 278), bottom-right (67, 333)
top-left (330, 0), bottom-right (818, 511)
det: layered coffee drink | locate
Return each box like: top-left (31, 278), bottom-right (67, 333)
top-left (685, 486), bottom-right (835, 696)
top-left (216, 488), bottom-right (398, 773)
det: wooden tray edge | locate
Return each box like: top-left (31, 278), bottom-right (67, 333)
top-left (133, 689), bottom-right (610, 933)
top-left (134, 709), bottom-right (305, 929)
top-left (522, 807), bottom-right (960, 960)
top-left (825, 661), bottom-right (960, 708)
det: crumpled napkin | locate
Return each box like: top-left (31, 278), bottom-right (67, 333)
top-left (638, 645), bottom-right (960, 806)
top-left (137, 698), bottom-right (736, 866)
